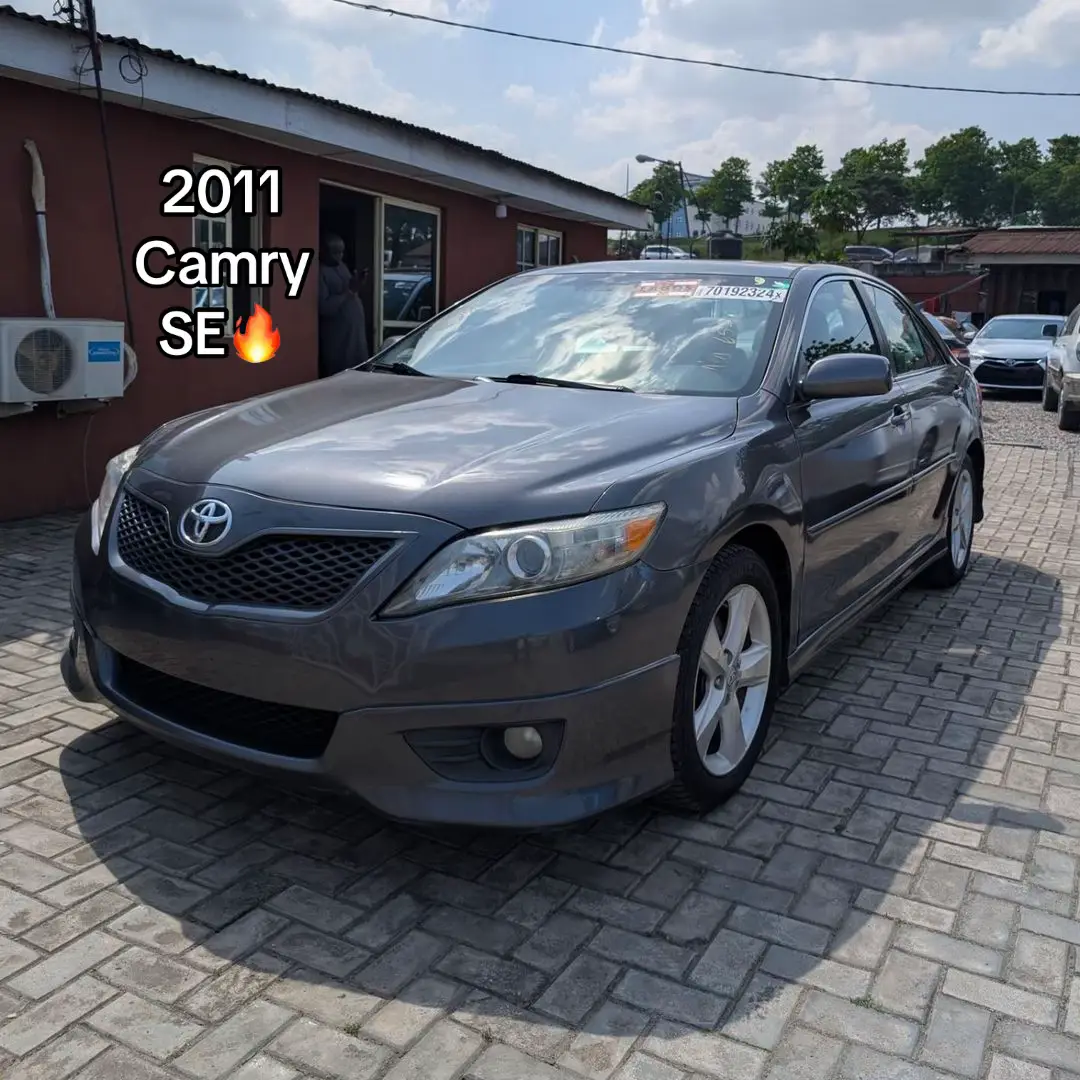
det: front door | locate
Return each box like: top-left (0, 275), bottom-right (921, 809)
top-left (789, 278), bottom-right (916, 643)
top-left (861, 283), bottom-right (965, 559)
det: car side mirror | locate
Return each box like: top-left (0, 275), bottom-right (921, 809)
top-left (800, 352), bottom-right (892, 400)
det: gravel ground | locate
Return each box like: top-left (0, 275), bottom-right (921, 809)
top-left (980, 390), bottom-right (1080, 450)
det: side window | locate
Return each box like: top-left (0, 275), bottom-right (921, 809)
top-left (1063, 304), bottom-right (1080, 337)
top-left (866, 287), bottom-right (933, 375)
top-left (801, 280), bottom-right (877, 368)
top-left (912, 315), bottom-right (947, 368)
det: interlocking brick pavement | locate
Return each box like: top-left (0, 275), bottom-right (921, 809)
top-left (0, 444), bottom-right (1078, 1080)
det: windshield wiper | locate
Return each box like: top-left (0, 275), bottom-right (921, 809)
top-left (489, 373), bottom-right (635, 393)
top-left (362, 360), bottom-right (431, 377)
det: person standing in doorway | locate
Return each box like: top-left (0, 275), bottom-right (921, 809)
top-left (318, 233), bottom-right (369, 378)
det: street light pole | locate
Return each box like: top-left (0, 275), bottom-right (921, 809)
top-left (636, 153), bottom-right (694, 257)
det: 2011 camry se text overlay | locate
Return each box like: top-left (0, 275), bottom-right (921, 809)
top-left (132, 165), bottom-right (312, 359)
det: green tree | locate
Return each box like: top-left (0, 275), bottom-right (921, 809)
top-left (912, 127), bottom-right (999, 226)
top-left (629, 161), bottom-right (686, 230)
top-left (810, 183), bottom-right (858, 237)
top-left (759, 144), bottom-right (826, 219)
top-left (830, 139), bottom-right (911, 238)
top-left (695, 156), bottom-right (754, 230)
top-left (993, 137), bottom-right (1043, 223)
top-left (764, 218), bottom-right (817, 259)
top-left (1036, 135), bottom-right (1080, 226)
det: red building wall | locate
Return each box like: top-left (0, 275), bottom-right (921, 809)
top-left (0, 78), bottom-right (608, 521)
top-left (878, 271), bottom-right (985, 318)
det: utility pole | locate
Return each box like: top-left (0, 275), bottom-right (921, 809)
top-left (59, 0), bottom-right (88, 28)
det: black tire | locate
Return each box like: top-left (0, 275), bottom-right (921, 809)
top-left (1042, 379), bottom-right (1059, 412)
top-left (922, 455), bottom-right (976, 589)
top-left (1058, 391), bottom-right (1080, 431)
top-left (661, 545), bottom-right (781, 813)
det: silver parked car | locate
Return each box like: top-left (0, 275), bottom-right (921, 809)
top-left (1043, 302), bottom-right (1080, 430)
top-left (639, 244), bottom-right (693, 260)
top-left (967, 314), bottom-right (1066, 393)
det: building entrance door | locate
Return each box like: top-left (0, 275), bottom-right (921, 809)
top-left (318, 184), bottom-right (378, 370)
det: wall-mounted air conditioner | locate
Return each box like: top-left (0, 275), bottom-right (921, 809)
top-left (0, 319), bottom-right (126, 404)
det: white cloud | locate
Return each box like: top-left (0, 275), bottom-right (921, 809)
top-left (778, 24), bottom-right (951, 82)
top-left (281, 0), bottom-right (492, 37)
top-left (589, 18), bottom-right (606, 46)
top-left (298, 42), bottom-right (452, 124)
top-left (973, 0), bottom-right (1080, 67)
top-left (503, 83), bottom-right (560, 118)
top-left (570, 0), bottom-right (1074, 195)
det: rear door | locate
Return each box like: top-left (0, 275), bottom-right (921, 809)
top-left (789, 277), bottom-right (916, 642)
top-left (860, 282), bottom-right (965, 561)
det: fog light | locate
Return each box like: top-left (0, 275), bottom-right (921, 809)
top-left (503, 725), bottom-right (543, 760)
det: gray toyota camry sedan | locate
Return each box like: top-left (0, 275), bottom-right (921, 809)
top-left (62, 261), bottom-right (985, 828)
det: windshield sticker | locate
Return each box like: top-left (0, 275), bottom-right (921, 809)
top-left (633, 280), bottom-right (700, 298)
top-left (693, 284), bottom-right (789, 303)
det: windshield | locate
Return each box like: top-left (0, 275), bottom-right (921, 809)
top-left (978, 317), bottom-right (1063, 341)
top-left (375, 271), bottom-right (791, 395)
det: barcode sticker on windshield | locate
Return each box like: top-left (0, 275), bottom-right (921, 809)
top-left (634, 280), bottom-right (700, 298)
top-left (693, 285), bottom-right (788, 302)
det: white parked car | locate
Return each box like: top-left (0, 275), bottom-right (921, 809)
top-left (967, 314), bottom-right (1066, 394)
top-left (1043, 302), bottom-right (1080, 429)
top-left (639, 245), bottom-right (693, 260)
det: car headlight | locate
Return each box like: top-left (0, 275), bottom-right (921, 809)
top-left (382, 503), bottom-right (666, 616)
top-left (89, 446), bottom-right (139, 555)
top-left (968, 353), bottom-right (985, 369)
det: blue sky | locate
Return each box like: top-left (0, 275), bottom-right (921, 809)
top-left (13, 0), bottom-right (1080, 195)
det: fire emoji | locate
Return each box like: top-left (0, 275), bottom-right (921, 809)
top-left (234, 304), bottom-right (280, 364)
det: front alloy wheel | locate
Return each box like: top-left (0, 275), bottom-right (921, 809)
top-left (923, 455), bottom-right (975, 588)
top-left (693, 585), bottom-right (772, 777)
top-left (665, 545), bottom-right (780, 811)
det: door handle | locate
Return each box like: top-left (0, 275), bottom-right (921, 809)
top-left (890, 405), bottom-right (910, 426)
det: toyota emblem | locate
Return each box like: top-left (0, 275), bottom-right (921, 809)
top-left (179, 499), bottom-right (233, 547)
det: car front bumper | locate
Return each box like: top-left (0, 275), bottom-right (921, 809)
top-left (65, 502), bottom-right (691, 829)
top-left (970, 360), bottom-right (1045, 391)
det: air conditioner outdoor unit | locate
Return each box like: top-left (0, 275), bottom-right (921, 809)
top-left (0, 319), bottom-right (126, 404)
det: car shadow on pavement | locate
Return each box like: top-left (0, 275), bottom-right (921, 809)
top-left (56, 551), bottom-right (1070, 1071)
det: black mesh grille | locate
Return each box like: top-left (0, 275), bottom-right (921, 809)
top-left (115, 493), bottom-right (394, 609)
top-left (113, 653), bottom-right (337, 758)
top-left (975, 360), bottom-right (1044, 388)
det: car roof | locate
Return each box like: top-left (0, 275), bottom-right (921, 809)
top-left (987, 313), bottom-right (1064, 321)
top-left (539, 259), bottom-right (864, 282)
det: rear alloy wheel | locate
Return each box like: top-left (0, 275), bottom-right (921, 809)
top-left (923, 455), bottom-right (975, 589)
top-left (1042, 378), bottom-right (1059, 412)
top-left (1058, 388), bottom-right (1080, 431)
top-left (664, 546), bottom-right (780, 812)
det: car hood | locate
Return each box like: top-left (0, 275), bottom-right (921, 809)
top-left (970, 339), bottom-right (1053, 360)
top-left (136, 371), bottom-right (740, 528)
